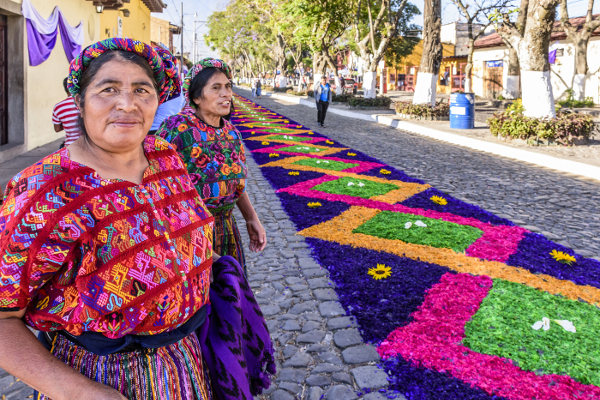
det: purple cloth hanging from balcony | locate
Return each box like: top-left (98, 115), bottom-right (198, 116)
top-left (22, 0), bottom-right (83, 66)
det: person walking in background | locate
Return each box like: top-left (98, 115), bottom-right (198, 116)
top-left (251, 77), bottom-right (257, 97)
top-left (256, 76), bottom-right (262, 98)
top-left (314, 75), bottom-right (332, 128)
top-left (52, 77), bottom-right (81, 148)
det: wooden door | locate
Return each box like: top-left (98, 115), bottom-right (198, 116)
top-left (484, 61), bottom-right (503, 99)
top-left (0, 16), bottom-right (7, 145)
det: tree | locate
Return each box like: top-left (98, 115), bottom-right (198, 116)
top-left (413, 0), bottom-right (443, 105)
top-left (450, 0), bottom-right (513, 93)
top-left (560, 0), bottom-right (600, 100)
top-left (285, 0), bottom-right (351, 88)
top-left (490, 5), bottom-right (524, 99)
top-left (351, 0), bottom-right (420, 98)
top-left (497, 0), bottom-right (560, 118)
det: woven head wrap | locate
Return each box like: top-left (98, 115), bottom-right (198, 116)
top-left (67, 38), bottom-right (181, 104)
top-left (183, 57), bottom-right (232, 109)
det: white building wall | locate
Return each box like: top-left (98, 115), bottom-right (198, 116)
top-left (472, 37), bottom-right (600, 103)
top-left (472, 46), bottom-right (511, 98)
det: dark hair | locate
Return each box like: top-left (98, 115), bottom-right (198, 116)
top-left (63, 77), bottom-right (69, 96)
top-left (77, 50), bottom-right (159, 140)
top-left (188, 67), bottom-right (234, 120)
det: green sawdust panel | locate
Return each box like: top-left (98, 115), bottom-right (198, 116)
top-left (353, 211), bottom-right (483, 252)
top-left (293, 158), bottom-right (359, 171)
top-left (463, 279), bottom-right (600, 386)
top-left (269, 135), bottom-right (313, 142)
top-left (312, 177), bottom-right (398, 199)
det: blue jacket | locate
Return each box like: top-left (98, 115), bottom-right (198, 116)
top-left (314, 83), bottom-right (332, 103)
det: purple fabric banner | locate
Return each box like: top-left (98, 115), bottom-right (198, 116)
top-left (57, 14), bottom-right (82, 62)
top-left (26, 19), bottom-right (57, 67)
top-left (23, 0), bottom-right (82, 67)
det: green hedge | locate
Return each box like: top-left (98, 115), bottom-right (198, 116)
top-left (395, 101), bottom-right (450, 117)
top-left (348, 96), bottom-right (392, 108)
top-left (286, 89), bottom-right (307, 96)
top-left (487, 111), bottom-right (596, 145)
top-left (558, 89), bottom-right (595, 108)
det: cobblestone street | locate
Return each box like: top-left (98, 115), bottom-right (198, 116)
top-left (236, 90), bottom-right (600, 261)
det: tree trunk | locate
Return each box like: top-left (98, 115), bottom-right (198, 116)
top-left (464, 37), bottom-right (474, 93)
top-left (573, 39), bottom-right (590, 100)
top-left (413, 0), bottom-right (443, 105)
top-left (363, 71), bottom-right (377, 98)
top-left (505, 47), bottom-right (520, 99)
top-left (517, 0), bottom-right (559, 118)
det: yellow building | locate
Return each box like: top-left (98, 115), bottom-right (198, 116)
top-left (0, 0), bottom-right (165, 166)
top-left (151, 16), bottom-right (181, 54)
top-left (98, 0), bottom-right (159, 43)
top-left (380, 40), bottom-right (469, 94)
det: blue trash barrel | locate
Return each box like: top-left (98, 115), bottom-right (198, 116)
top-left (450, 93), bottom-right (475, 129)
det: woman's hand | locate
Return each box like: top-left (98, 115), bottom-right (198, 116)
top-left (246, 218), bottom-right (267, 252)
top-left (79, 382), bottom-right (128, 400)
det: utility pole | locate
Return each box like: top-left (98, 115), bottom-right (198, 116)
top-left (193, 19), bottom-right (197, 63)
top-left (180, 1), bottom-right (184, 78)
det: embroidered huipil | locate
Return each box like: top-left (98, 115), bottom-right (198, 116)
top-left (158, 110), bottom-right (248, 213)
top-left (0, 136), bottom-right (214, 339)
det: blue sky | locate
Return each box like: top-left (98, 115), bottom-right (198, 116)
top-left (411, 0), bottom-right (600, 28)
top-left (151, 0), bottom-right (226, 59)
top-left (154, 0), bottom-right (600, 60)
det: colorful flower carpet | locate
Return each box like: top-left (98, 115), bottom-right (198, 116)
top-left (231, 94), bottom-right (600, 399)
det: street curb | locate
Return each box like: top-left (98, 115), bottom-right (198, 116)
top-left (235, 85), bottom-right (600, 183)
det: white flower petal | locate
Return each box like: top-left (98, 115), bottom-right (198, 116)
top-left (554, 319), bottom-right (576, 333)
top-left (532, 320), bottom-right (544, 330)
top-left (347, 182), bottom-right (355, 186)
top-left (415, 220), bottom-right (427, 227)
top-left (405, 222), bottom-right (413, 229)
top-left (542, 317), bottom-right (551, 330)
top-left (358, 182), bottom-right (365, 187)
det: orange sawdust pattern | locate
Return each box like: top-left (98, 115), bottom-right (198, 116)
top-left (299, 206), bottom-right (600, 306)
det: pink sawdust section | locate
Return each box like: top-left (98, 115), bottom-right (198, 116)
top-left (377, 273), bottom-right (600, 400)
top-left (251, 144), bottom-right (338, 157)
top-left (279, 176), bottom-right (526, 262)
top-left (252, 135), bottom-right (337, 146)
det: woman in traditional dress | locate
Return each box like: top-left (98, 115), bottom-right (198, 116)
top-left (157, 58), bottom-right (266, 273)
top-left (0, 39), bottom-right (274, 400)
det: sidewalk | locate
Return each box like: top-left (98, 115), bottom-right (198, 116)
top-left (237, 86), bottom-right (600, 182)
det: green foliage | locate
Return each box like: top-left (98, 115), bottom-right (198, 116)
top-left (558, 89), bottom-right (595, 108)
top-left (332, 93), bottom-right (354, 103)
top-left (395, 101), bottom-right (450, 117)
top-left (497, 95), bottom-right (505, 100)
top-left (354, 211), bottom-right (484, 252)
top-left (487, 109), bottom-right (596, 145)
top-left (505, 99), bottom-right (524, 114)
top-left (348, 96), bottom-right (393, 108)
top-left (464, 279), bottom-right (600, 386)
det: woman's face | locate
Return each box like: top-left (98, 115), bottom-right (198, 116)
top-left (193, 71), bottom-right (232, 117)
top-left (77, 58), bottom-right (159, 153)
